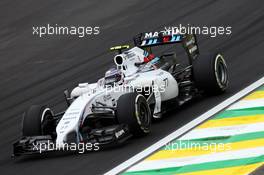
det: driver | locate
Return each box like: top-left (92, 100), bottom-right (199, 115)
top-left (104, 68), bottom-right (124, 87)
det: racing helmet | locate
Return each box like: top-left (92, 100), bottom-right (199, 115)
top-left (104, 68), bottom-right (123, 86)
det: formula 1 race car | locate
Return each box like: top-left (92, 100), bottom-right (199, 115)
top-left (13, 30), bottom-right (228, 156)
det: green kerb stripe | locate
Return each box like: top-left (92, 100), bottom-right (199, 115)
top-left (122, 155), bottom-right (264, 175)
top-left (257, 86), bottom-right (264, 91)
top-left (214, 107), bottom-right (264, 120)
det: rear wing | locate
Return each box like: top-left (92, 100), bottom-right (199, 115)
top-left (133, 32), bottom-right (181, 47)
top-left (133, 31), bottom-right (199, 61)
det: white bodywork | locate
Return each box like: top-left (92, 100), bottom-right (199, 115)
top-left (56, 47), bottom-right (179, 145)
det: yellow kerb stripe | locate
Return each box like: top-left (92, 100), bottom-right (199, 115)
top-left (243, 91), bottom-right (264, 100)
top-left (175, 162), bottom-right (264, 175)
top-left (197, 114), bottom-right (264, 129)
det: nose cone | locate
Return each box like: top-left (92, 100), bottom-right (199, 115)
top-left (55, 96), bottom-right (87, 147)
top-left (56, 135), bottom-right (65, 147)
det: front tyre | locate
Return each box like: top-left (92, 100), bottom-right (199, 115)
top-left (193, 53), bottom-right (228, 94)
top-left (116, 92), bottom-right (151, 137)
top-left (22, 105), bottom-right (55, 137)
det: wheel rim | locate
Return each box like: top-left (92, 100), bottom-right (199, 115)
top-left (41, 109), bottom-right (55, 136)
top-left (135, 95), bottom-right (151, 132)
top-left (139, 103), bottom-right (150, 128)
top-left (217, 61), bottom-right (227, 84)
top-left (215, 54), bottom-right (228, 89)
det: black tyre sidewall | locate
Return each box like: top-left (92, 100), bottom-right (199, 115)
top-left (116, 93), bottom-right (151, 136)
top-left (193, 53), bottom-right (228, 94)
top-left (22, 105), bottom-right (53, 136)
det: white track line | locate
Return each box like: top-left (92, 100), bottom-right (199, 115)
top-left (104, 76), bottom-right (264, 175)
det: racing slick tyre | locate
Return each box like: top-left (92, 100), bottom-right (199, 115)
top-left (193, 53), bottom-right (228, 94)
top-left (116, 92), bottom-right (151, 137)
top-left (22, 105), bottom-right (55, 137)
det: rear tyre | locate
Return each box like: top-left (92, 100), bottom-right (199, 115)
top-left (116, 92), bottom-right (151, 137)
top-left (193, 53), bottom-right (228, 94)
top-left (22, 105), bottom-right (55, 136)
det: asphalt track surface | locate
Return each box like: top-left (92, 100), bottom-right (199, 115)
top-left (0, 0), bottom-right (263, 174)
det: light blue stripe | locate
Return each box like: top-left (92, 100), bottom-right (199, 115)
top-left (152, 39), bottom-right (158, 44)
top-left (171, 35), bottom-right (181, 42)
top-left (147, 39), bottom-right (153, 45)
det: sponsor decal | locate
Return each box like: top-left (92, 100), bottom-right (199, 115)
top-left (115, 129), bottom-right (125, 138)
top-left (144, 29), bottom-right (175, 39)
